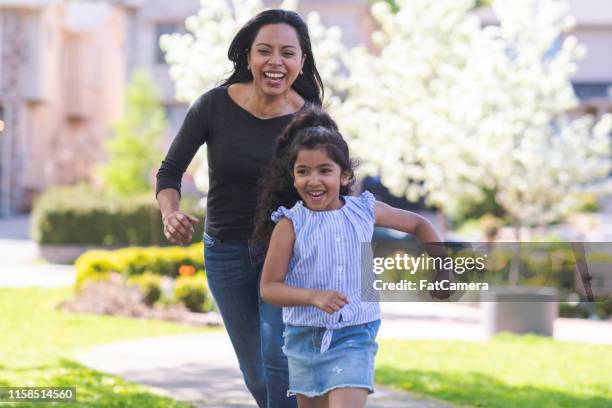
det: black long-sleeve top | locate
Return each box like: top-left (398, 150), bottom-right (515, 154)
top-left (156, 86), bottom-right (297, 240)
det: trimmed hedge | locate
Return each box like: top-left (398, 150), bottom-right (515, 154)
top-left (75, 243), bottom-right (204, 290)
top-left (175, 272), bottom-right (214, 312)
top-left (31, 185), bottom-right (205, 246)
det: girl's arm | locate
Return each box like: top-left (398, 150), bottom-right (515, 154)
top-left (374, 201), bottom-right (443, 244)
top-left (374, 201), bottom-right (453, 299)
top-left (260, 218), bottom-right (348, 313)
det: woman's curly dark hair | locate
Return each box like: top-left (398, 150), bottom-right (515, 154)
top-left (253, 105), bottom-right (357, 243)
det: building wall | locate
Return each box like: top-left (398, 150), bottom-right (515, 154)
top-left (0, 7), bottom-right (34, 215)
top-left (57, 2), bottom-right (125, 186)
top-left (0, 0), bottom-right (125, 214)
top-left (22, 2), bottom-right (65, 195)
top-left (573, 28), bottom-right (612, 82)
top-left (479, 0), bottom-right (612, 116)
top-left (569, 0), bottom-right (612, 115)
top-left (568, 0), bottom-right (612, 27)
top-left (297, 0), bottom-right (377, 50)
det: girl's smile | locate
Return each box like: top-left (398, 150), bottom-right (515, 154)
top-left (293, 148), bottom-right (349, 211)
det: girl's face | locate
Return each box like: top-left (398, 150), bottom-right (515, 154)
top-left (293, 148), bottom-right (350, 211)
top-left (248, 23), bottom-right (305, 98)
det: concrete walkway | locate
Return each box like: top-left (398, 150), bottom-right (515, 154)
top-left (0, 215), bottom-right (74, 287)
top-left (74, 331), bottom-right (451, 408)
top-left (71, 300), bottom-right (612, 407)
top-left (379, 302), bottom-right (612, 345)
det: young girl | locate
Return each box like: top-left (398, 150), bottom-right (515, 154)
top-left (255, 105), bottom-right (447, 407)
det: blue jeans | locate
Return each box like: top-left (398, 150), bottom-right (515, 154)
top-left (203, 232), bottom-right (297, 408)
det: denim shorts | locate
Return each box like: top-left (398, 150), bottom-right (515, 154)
top-left (282, 319), bottom-right (381, 397)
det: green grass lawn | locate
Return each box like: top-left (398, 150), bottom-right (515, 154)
top-left (3, 287), bottom-right (610, 407)
top-left (0, 287), bottom-right (216, 407)
top-left (376, 335), bottom-right (612, 407)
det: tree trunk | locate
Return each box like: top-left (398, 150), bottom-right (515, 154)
top-left (509, 217), bottom-right (522, 285)
top-left (437, 210), bottom-right (447, 241)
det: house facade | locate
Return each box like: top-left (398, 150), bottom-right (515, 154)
top-left (568, 0), bottom-right (612, 117)
top-left (0, 0), bottom-right (125, 215)
top-left (478, 0), bottom-right (612, 117)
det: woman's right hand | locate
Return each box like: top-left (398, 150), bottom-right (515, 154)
top-left (310, 290), bottom-right (349, 314)
top-left (162, 211), bottom-right (200, 245)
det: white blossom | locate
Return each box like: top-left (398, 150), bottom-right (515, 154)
top-left (335, 0), bottom-right (611, 229)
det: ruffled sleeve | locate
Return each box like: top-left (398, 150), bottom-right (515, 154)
top-left (342, 190), bottom-right (377, 226)
top-left (357, 190), bottom-right (376, 219)
top-left (271, 203), bottom-right (303, 232)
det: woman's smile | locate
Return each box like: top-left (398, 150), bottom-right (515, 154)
top-left (262, 71), bottom-right (286, 88)
top-left (263, 71), bottom-right (286, 80)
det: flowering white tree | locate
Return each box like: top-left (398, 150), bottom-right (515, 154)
top-left (160, 0), bottom-right (347, 193)
top-left (335, 0), bottom-right (611, 236)
top-left (335, 0), bottom-right (488, 208)
top-left (473, 0), bottom-right (612, 232)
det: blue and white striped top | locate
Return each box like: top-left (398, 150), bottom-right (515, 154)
top-left (271, 190), bottom-right (380, 353)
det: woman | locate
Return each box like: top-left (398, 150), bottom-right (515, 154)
top-left (155, 9), bottom-right (324, 408)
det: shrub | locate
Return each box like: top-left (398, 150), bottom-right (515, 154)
top-left (127, 272), bottom-right (163, 306)
top-left (559, 302), bottom-right (588, 318)
top-left (174, 272), bottom-right (214, 313)
top-left (574, 193), bottom-right (599, 213)
top-left (448, 188), bottom-right (507, 228)
top-left (31, 185), bottom-right (205, 246)
top-left (594, 297), bottom-right (612, 320)
top-left (479, 214), bottom-right (503, 241)
top-left (75, 243), bottom-right (204, 290)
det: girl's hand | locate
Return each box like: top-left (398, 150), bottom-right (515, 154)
top-left (310, 290), bottom-right (349, 314)
top-left (429, 268), bottom-right (455, 300)
top-left (162, 211), bottom-right (199, 245)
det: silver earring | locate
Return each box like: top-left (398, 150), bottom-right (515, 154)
top-left (300, 69), bottom-right (303, 75)
top-left (247, 64), bottom-right (251, 70)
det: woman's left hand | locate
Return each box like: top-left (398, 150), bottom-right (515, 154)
top-left (162, 211), bottom-right (200, 245)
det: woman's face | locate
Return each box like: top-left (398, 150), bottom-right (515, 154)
top-left (248, 23), bottom-right (305, 98)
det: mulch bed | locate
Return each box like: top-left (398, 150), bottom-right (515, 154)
top-left (58, 280), bottom-right (222, 327)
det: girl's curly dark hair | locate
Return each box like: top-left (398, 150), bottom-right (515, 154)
top-left (253, 105), bottom-right (357, 243)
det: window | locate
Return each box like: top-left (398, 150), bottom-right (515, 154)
top-left (572, 81), bottom-right (612, 102)
top-left (155, 22), bottom-right (185, 65)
